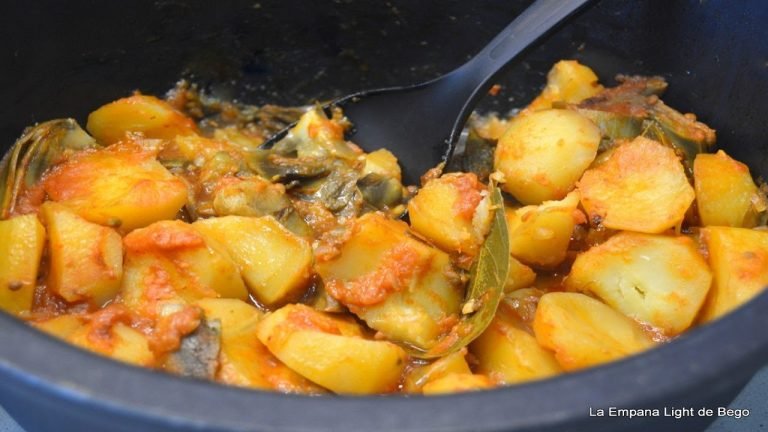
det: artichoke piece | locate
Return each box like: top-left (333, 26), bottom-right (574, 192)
top-left (357, 173), bottom-right (403, 211)
top-left (248, 150), bottom-right (329, 182)
top-left (445, 129), bottom-right (495, 183)
top-left (1, 119), bottom-right (98, 218)
top-left (569, 75), bottom-right (716, 169)
top-left (165, 318), bottom-right (222, 380)
top-left (293, 166), bottom-right (363, 219)
top-left (212, 177), bottom-right (312, 237)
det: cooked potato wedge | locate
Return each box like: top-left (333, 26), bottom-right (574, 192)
top-left (566, 232), bottom-right (711, 335)
top-left (363, 148), bottom-right (402, 181)
top-left (33, 314), bottom-right (86, 340)
top-left (193, 216), bottom-right (313, 306)
top-left (122, 220), bottom-right (248, 317)
top-left (504, 255), bottom-right (537, 293)
top-left (317, 213), bottom-right (463, 350)
top-left (525, 60), bottom-right (603, 112)
top-left (699, 227), bottom-right (768, 321)
top-left (408, 173), bottom-right (489, 258)
top-left (86, 94), bottom-right (197, 145)
top-left (43, 142), bottom-right (189, 231)
top-left (257, 304), bottom-right (407, 394)
top-left (0, 214), bottom-right (46, 314)
top-left (36, 313), bottom-right (155, 367)
top-left (42, 203), bottom-right (123, 306)
top-left (403, 351), bottom-right (472, 393)
top-left (421, 373), bottom-right (494, 394)
top-left (694, 150), bottom-right (764, 227)
top-left (195, 298), bottom-right (262, 338)
top-left (578, 137), bottom-right (695, 233)
top-left (495, 109), bottom-right (601, 204)
top-left (71, 322), bottom-right (155, 367)
top-left (195, 299), bottom-right (324, 393)
top-left (472, 301), bottom-right (562, 384)
top-left (506, 191), bottom-right (583, 268)
top-left (533, 292), bottom-right (655, 371)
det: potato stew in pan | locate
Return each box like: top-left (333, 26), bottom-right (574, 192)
top-left (0, 60), bottom-right (766, 395)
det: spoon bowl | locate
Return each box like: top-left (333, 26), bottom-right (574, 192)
top-left (262, 0), bottom-right (595, 184)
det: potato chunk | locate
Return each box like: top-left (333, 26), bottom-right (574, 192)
top-left (193, 216), bottom-right (313, 306)
top-left (578, 137), bottom-right (695, 233)
top-left (566, 232), bottom-right (711, 335)
top-left (403, 350), bottom-right (472, 393)
top-left (525, 60), bottom-right (603, 112)
top-left (504, 255), bottom-right (537, 293)
top-left (196, 299), bottom-right (324, 393)
top-left (86, 94), bottom-right (197, 145)
top-left (694, 150), bottom-right (764, 227)
top-left (533, 292), bottom-right (655, 370)
top-left (363, 148), bottom-right (402, 181)
top-left (506, 191), bottom-right (583, 268)
top-left (195, 298), bottom-right (262, 338)
top-left (0, 214), bottom-right (46, 314)
top-left (43, 142), bottom-right (188, 231)
top-left (408, 173), bottom-right (489, 258)
top-left (494, 109), bottom-right (601, 204)
top-left (471, 299), bottom-right (562, 384)
top-left (699, 227), bottom-right (768, 322)
top-left (421, 373), bottom-right (494, 394)
top-left (42, 203), bottom-right (123, 306)
top-left (317, 213), bottom-right (463, 350)
top-left (122, 220), bottom-right (248, 317)
top-left (257, 304), bottom-right (407, 394)
top-left (35, 313), bottom-right (155, 367)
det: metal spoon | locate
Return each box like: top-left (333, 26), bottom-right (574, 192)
top-left (263, 0), bottom-right (595, 184)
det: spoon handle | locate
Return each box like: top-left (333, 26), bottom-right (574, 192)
top-left (443, 0), bottom-right (595, 142)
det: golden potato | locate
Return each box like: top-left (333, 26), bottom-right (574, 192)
top-left (217, 325), bottom-right (327, 394)
top-left (42, 142), bottom-right (189, 231)
top-left (408, 173), bottom-right (489, 258)
top-left (121, 220), bottom-right (248, 317)
top-left (578, 137), bottom-right (695, 233)
top-left (566, 232), bottom-right (711, 335)
top-left (506, 191), bottom-right (583, 268)
top-left (472, 114), bottom-right (510, 140)
top-left (699, 227), bottom-right (768, 321)
top-left (193, 216), bottom-right (313, 306)
top-left (257, 304), bottom-right (407, 394)
top-left (86, 94), bottom-right (197, 145)
top-left (403, 351), bottom-right (472, 393)
top-left (42, 203), bottom-right (123, 306)
top-left (495, 109), bottom-right (601, 204)
top-left (0, 214), bottom-right (46, 314)
top-left (533, 292), bottom-right (655, 371)
top-left (363, 148), bottom-right (402, 181)
top-left (36, 310), bottom-right (156, 367)
top-left (70, 322), bottom-right (155, 367)
top-left (195, 298), bottom-right (262, 337)
top-left (317, 213), bottom-right (463, 350)
top-left (195, 299), bottom-right (324, 393)
top-left (471, 300), bottom-right (561, 384)
top-left (494, 109), bottom-right (601, 204)
top-left (526, 60), bottom-right (603, 112)
top-left (421, 373), bottom-right (494, 394)
top-left (33, 314), bottom-right (86, 340)
top-left (694, 150), bottom-right (764, 227)
top-left (504, 255), bottom-right (537, 293)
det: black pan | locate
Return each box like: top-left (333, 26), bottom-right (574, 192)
top-left (1, 1), bottom-right (767, 431)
